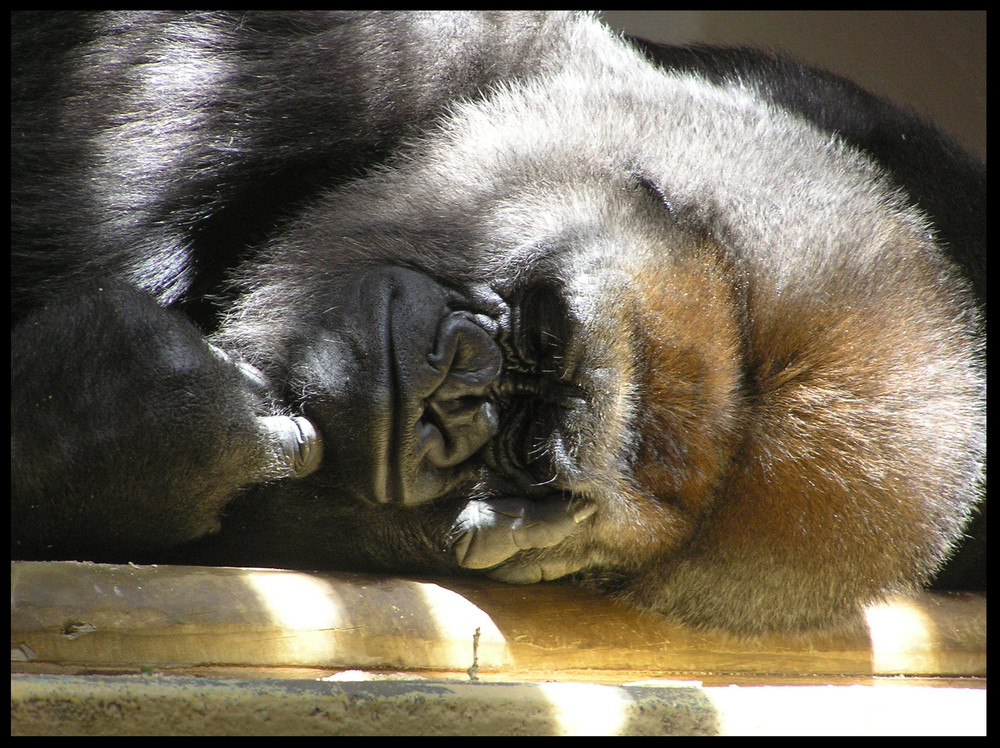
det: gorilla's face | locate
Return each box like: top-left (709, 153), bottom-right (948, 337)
top-left (220, 129), bottom-right (744, 567)
top-left (213, 68), bottom-right (774, 566)
top-left (276, 243), bottom-right (737, 572)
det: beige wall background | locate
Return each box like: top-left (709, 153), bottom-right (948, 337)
top-left (600, 11), bottom-right (986, 161)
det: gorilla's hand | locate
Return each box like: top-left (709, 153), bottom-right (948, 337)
top-left (450, 496), bottom-right (596, 582)
top-left (210, 345), bottom-right (323, 480)
top-left (10, 284), bottom-right (326, 559)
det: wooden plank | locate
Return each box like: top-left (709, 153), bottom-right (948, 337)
top-left (10, 561), bottom-right (986, 679)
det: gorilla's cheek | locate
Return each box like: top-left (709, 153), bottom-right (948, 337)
top-left (288, 268), bottom-right (501, 506)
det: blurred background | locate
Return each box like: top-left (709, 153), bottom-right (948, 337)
top-left (600, 11), bottom-right (986, 161)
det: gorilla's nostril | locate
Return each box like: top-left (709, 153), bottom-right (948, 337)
top-left (421, 398), bottom-right (499, 468)
top-left (418, 311), bottom-right (502, 471)
top-left (429, 311), bottom-right (502, 397)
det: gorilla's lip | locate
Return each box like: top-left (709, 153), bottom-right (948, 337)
top-left (296, 268), bottom-right (504, 507)
top-left (377, 281), bottom-right (443, 507)
top-left (289, 271), bottom-right (401, 507)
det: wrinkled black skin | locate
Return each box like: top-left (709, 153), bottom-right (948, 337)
top-left (11, 12), bottom-right (985, 590)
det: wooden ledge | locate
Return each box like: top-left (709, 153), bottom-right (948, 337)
top-left (11, 672), bottom-right (986, 736)
top-left (10, 560), bottom-right (986, 680)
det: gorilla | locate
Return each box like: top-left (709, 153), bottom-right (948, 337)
top-left (11, 11), bottom-right (986, 633)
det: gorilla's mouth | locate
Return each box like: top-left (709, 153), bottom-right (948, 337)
top-left (384, 277), bottom-right (586, 505)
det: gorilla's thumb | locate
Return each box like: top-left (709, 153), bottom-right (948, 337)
top-left (257, 415), bottom-right (324, 479)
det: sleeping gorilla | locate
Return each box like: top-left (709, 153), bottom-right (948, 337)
top-left (11, 11), bottom-right (986, 633)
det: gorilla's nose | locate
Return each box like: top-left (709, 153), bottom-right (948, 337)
top-left (418, 310), bottom-right (501, 467)
top-left (395, 309), bottom-right (501, 505)
top-left (383, 270), bottom-right (503, 506)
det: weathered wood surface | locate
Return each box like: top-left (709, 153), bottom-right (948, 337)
top-left (10, 561), bottom-right (986, 679)
top-left (11, 672), bottom-right (987, 736)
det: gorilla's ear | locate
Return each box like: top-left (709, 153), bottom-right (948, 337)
top-left (629, 171), bottom-right (679, 220)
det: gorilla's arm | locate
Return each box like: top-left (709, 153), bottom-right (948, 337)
top-left (12, 11), bottom-right (578, 327)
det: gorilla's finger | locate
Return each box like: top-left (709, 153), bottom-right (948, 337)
top-left (209, 343), bottom-right (274, 401)
top-left (258, 415), bottom-right (324, 479)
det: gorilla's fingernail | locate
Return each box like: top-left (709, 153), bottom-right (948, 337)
top-left (452, 530), bottom-right (473, 566)
top-left (258, 415), bottom-right (323, 478)
top-left (290, 416), bottom-right (323, 477)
